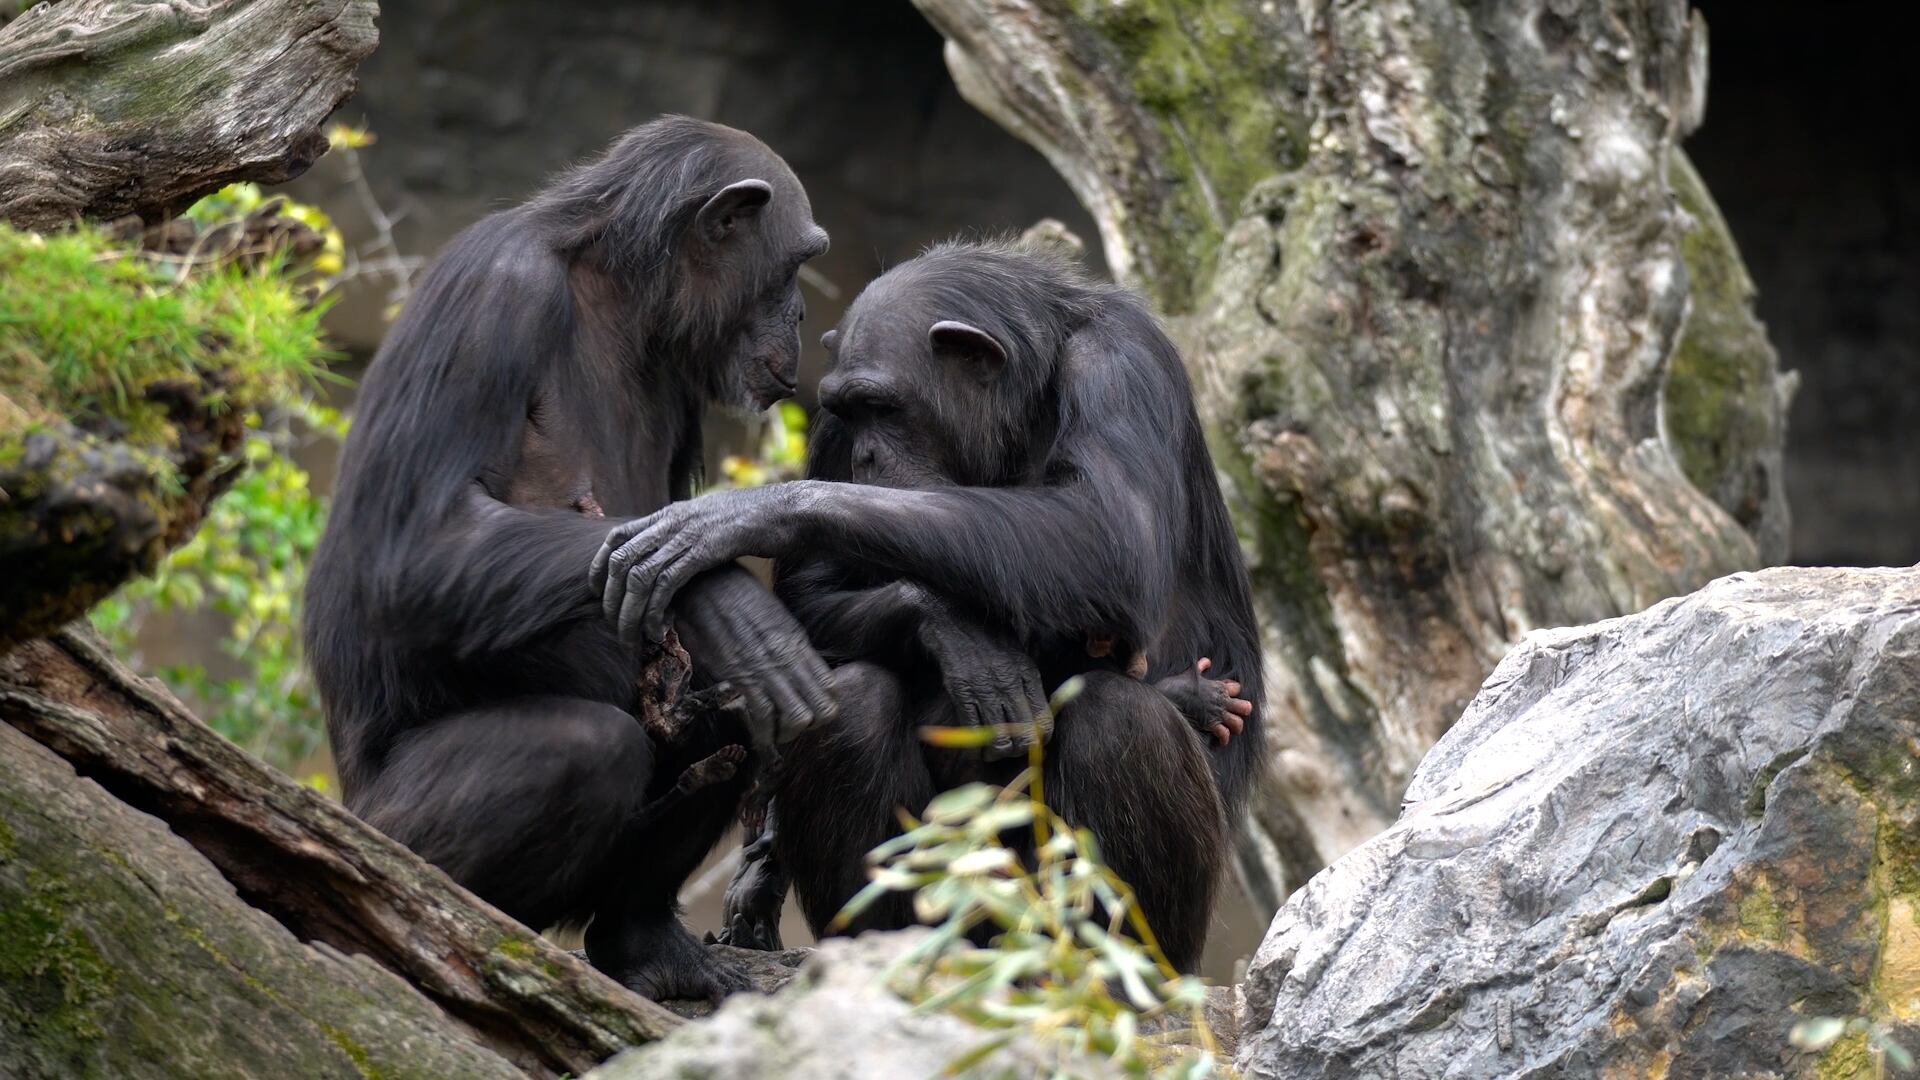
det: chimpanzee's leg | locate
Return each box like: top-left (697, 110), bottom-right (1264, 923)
top-left (585, 706), bottom-right (755, 1002)
top-left (1046, 671), bottom-right (1227, 972)
top-left (349, 695), bottom-right (653, 932)
top-left (774, 661), bottom-right (938, 937)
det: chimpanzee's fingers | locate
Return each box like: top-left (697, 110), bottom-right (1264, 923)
top-left (643, 543), bottom-right (710, 646)
top-left (795, 649), bottom-right (837, 723)
top-left (590, 519), bottom-right (642, 591)
top-left (739, 685), bottom-right (777, 748)
top-left (1222, 679), bottom-right (1241, 696)
top-left (991, 705), bottom-right (1020, 759)
top-left (1226, 697), bottom-right (1254, 717)
top-left (762, 671), bottom-right (814, 744)
top-left (1197, 657), bottom-right (1212, 674)
top-left (632, 534), bottom-right (697, 644)
top-left (601, 543), bottom-right (634, 624)
top-left (1222, 712), bottom-right (1246, 735)
top-left (1021, 673), bottom-right (1047, 738)
top-left (616, 564), bottom-right (652, 644)
top-left (1212, 723), bottom-right (1231, 746)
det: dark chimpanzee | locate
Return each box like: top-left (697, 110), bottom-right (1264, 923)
top-left (304, 116), bottom-right (834, 1001)
top-left (592, 239), bottom-right (1265, 971)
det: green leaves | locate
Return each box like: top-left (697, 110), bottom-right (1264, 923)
top-left (1790, 1015), bottom-right (1916, 1074)
top-left (845, 744), bottom-right (1222, 1077)
top-left (92, 398), bottom-right (341, 771)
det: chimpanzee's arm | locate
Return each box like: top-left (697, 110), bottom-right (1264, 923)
top-left (774, 558), bottom-right (934, 666)
top-left (595, 475), bottom-right (1163, 652)
top-left (776, 558), bottom-right (1047, 744)
top-left (336, 213), bottom-right (629, 660)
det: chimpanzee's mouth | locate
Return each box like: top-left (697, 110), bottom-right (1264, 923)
top-left (762, 356), bottom-right (797, 392)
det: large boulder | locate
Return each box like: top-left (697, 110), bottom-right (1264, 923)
top-left (1239, 566), bottom-right (1920, 1078)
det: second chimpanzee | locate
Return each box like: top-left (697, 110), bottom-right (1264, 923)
top-left (593, 240), bottom-right (1265, 970)
top-left (306, 117), bottom-right (833, 1001)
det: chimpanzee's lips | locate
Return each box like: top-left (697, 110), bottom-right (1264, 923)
top-left (763, 357), bottom-right (797, 391)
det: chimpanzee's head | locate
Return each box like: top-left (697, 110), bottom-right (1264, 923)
top-left (539, 116), bottom-right (829, 412)
top-left (815, 241), bottom-right (1094, 488)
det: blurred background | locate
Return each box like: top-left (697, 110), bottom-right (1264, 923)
top-left (279, 0), bottom-right (1913, 567)
top-left (115, 0), bottom-right (1918, 981)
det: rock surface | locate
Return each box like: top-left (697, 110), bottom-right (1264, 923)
top-left (587, 931), bottom-right (1102, 1080)
top-left (1239, 566), bottom-right (1920, 1079)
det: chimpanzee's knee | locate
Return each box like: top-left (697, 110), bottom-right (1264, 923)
top-left (353, 696), bottom-right (653, 930)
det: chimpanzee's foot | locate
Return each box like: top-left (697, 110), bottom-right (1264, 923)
top-left (713, 829), bottom-right (789, 951)
top-left (587, 916), bottom-right (753, 1004)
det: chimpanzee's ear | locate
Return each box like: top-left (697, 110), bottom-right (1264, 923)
top-left (697, 179), bottom-right (773, 242)
top-left (928, 320), bottom-right (1008, 380)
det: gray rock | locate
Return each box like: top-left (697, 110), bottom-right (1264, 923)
top-left (588, 931), bottom-right (1114, 1080)
top-left (1238, 566), bottom-right (1920, 1079)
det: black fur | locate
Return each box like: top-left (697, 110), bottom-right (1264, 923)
top-left (602, 240), bottom-right (1265, 970)
top-left (305, 116), bottom-right (832, 1002)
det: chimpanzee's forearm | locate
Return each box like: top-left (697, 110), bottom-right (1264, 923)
top-left (397, 491), bottom-right (626, 659)
top-left (776, 558), bottom-right (936, 666)
top-left (781, 479), bottom-right (1163, 649)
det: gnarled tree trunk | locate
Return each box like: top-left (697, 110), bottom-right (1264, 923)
top-left (913, 0), bottom-right (1791, 909)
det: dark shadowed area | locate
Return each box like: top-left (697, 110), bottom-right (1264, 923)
top-left (1688, 0), bottom-right (1920, 567)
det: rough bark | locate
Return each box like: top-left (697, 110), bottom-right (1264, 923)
top-left (0, 0), bottom-right (377, 229)
top-left (1238, 565), bottom-right (1920, 1078)
top-left (0, 720), bottom-right (522, 1080)
top-left (913, 0), bottom-right (1793, 908)
top-left (0, 625), bottom-right (682, 1078)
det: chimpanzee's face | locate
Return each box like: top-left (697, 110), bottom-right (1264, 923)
top-left (693, 173), bottom-right (829, 412)
top-left (726, 251), bottom-right (814, 411)
top-left (816, 283), bottom-right (1018, 489)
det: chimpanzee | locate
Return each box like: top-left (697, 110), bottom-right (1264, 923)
top-left (592, 239), bottom-right (1265, 970)
top-left (304, 116), bottom-right (834, 1001)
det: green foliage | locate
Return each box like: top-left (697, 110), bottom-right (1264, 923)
top-left (92, 400), bottom-right (344, 774)
top-left (61, 184), bottom-right (356, 781)
top-left (719, 400), bottom-right (809, 489)
top-left (846, 678), bottom-right (1224, 1079)
top-left (1794, 1015), bottom-right (1916, 1077)
top-left (0, 224), bottom-right (330, 446)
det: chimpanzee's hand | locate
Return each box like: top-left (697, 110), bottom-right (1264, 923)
top-left (909, 586), bottom-right (1048, 761)
top-left (671, 568), bottom-right (835, 752)
top-left (592, 485), bottom-right (812, 646)
top-left (1155, 657), bottom-right (1252, 746)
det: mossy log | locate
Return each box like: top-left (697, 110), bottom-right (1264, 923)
top-left (914, 0), bottom-right (1792, 908)
top-left (0, 625), bottom-right (682, 1078)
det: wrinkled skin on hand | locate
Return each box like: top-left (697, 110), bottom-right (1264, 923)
top-left (592, 485), bottom-right (804, 646)
top-left (906, 583), bottom-right (1049, 761)
top-left (1156, 657), bottom-right (1253, 746)
top-left (665, 567), bottom-right (834, 753)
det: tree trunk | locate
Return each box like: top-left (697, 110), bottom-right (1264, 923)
top-left (0, 626), bottom-right (682, 1078)
top-left (912, 0), bottom-right (1790, 909)
top-left (0, 0), bottom-right (376, 229)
